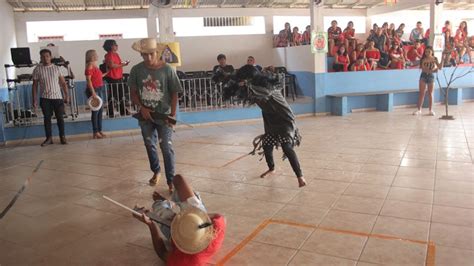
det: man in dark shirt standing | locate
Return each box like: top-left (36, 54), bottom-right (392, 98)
top-left (369, 28), bottom-right (389, 67)
top-left (212, 54), bottom-right (234, 83)
top-left (369, 28), bottom-right (387, 53)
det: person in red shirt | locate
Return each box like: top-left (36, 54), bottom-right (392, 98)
top-left (133, 174), bottom-right (226, 266)
top-left (103, 39), bottom-right (129, 117)
top-left (442, 39), bottom-right (459, 67)
top-left (333, 46), bottom-right (350, 72)
top-left (389, 43), bottom-right (405, 69)
top-left (291, 27), bottom-right (302, 46)
top-left (343, 21), bottom-right (356, 52)
top-left (328, 20), bottom-right (343, 56)
top-left (454, 21), bottom-right (469, 63)
top-left (350, 43), bottom-right (366, 67)
top-left (302, 25), bottom-right (311, 45)
top-left (365, 40), bottom-right (381, 70)
top-left (85, 49), bottom-right (108, 139)
top-left (351, 58), bottom-right (369, 71)
top-left (276, 22), bottom-right (292, 47)
top-left (406, 41), bottom-right (424, 66)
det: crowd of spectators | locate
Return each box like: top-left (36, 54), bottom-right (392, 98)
top-left (274, 20), bottom-right (473, 72)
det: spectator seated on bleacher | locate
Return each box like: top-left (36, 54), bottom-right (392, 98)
top-left (351, 58), bottom-right (370, 71)
top-left (350, 43), bottom-right (366, 68)
top-left (343, 21), bottom-right (357, 51)
top-left (302, 25), bottom-right (311, 45)
top-left (468, 36), bottom-right (474, 63)
top-left (406, 41), bottom-right (424, 67)
top-left (292, 27), bottom-right (302, 46)
top-left (333, 46), bottom-right (350, 72)
top-left (328, 20), bottom-right (343, 56)
top-left (389, 42), bottom-right (406, 70)
top-left (443, 37), bottom-right (461, 67)
top-left (365, 40), bottom-right (381, 70)
top-left (275, 22), bottom-right (292, 48)
top-left (454, 21), bottom-right (469, 63)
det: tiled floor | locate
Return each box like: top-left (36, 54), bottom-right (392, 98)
top-left (1, 103), bottom-right (473, 265)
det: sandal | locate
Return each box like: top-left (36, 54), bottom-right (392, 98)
top-left (149, 173), bottom-right (160, 186)
top-left (167, 182), bottom-right (173, 194)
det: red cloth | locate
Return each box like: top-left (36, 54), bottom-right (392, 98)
top-left (293, 32), bottom-right (302, 45)
top-left (366, 50), bottom-right (380, 61)
top-left (353, 63), bottom-right (367, 71)
top-left (302, 31), bottom-right (311, 44)
top-left (389, 48), bottom-right (404, 69)
top-left (351, 50), bottom-right (365, 64)
top-left (328, 26), bottom-right (342, 41)
top-left (336, 55), bottom-right (349, 72)
top-left (424, 29), bottom-right (431, 39)
top-left (105, 52), bottom-right (123, 80)
top-left (455, 29), bottom-right (467, 43)
top-left (343, 28), bottom-right (355, 40)
top-left (167, 215), bottom-right (226, 266)
top-left (85, 66), bottom-right (103, 89)
top-left (407, 46), bottom-right (424, 62)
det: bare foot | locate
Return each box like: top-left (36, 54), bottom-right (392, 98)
top-left (167, 182), bottom-right (173, 194)
top-left (297, 176), bottom-right (307, 188)
top-left (260, 169), bottom-right (276, 178)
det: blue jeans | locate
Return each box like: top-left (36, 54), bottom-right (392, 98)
top-left (86, 87), bottom-right (105, 133)
top-left (139, 120), bottom-right (175, 184)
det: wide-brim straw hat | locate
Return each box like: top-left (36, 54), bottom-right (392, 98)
top-left (171, 207), bottom-right (214, 254)
top-left (131, 38), bottom-right (167, 54)
top-left (87, 95), bottom-right (103, 111)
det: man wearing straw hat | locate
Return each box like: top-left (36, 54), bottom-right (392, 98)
top-left (133, 174), bottom-right (226, 265)
top-left (129, 38), bottom-right (182, 192)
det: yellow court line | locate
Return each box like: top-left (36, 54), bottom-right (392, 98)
top-left (216, 219), bottom-right (436, 266)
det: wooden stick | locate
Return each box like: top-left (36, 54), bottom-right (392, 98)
top-left (102, 195), bottom-right (142, 216)
top-left (102, 195), bottom-right (170, 227)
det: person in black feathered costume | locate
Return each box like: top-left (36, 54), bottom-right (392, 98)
top-left (223, 65), bottom-right (306, 187)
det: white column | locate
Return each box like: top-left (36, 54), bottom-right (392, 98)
top-left (310, 0), bottom-right (327, 73)
top-left (365, 16), bottom-right (372, 39)
top-left (429, 0), bottom-right (443, 46)
top-left (157, 7), bottom-right (175, 43)
top-left (147, 6), bottom-right (158, 38)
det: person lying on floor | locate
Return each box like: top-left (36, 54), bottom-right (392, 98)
top-left (133, 174), bottom-right (226, 265)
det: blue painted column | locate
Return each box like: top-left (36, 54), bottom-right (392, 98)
top-left (377, 93), bottom-right (394, 112)
top-left (447, 88), bottom-right (463, 105)
top-left (331, 96), bottom-right (348, 116)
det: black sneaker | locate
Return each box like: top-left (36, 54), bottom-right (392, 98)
top-left (60, 136), bottom-right (68, 145)
top-left (41, 138), bottom-right (53, 147)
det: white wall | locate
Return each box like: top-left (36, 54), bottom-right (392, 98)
top-left (273, 46), bottom-right (314, 72)
top-left (0, 2), bottom-right (17, 90)
top-left (13, 8), bottom-right (312, 80)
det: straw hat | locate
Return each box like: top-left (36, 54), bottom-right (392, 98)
top-left (87, 95), bottom-right (103, 111)
top-left (131, 38), bottom-right (167, 54)
top-left (171, 207), bottom-right (214, 254)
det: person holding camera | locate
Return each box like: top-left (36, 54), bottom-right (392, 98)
top-left (32, 49), bottom-right (69, 146)
top-left (129, 38), bottom-right (183, 192)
